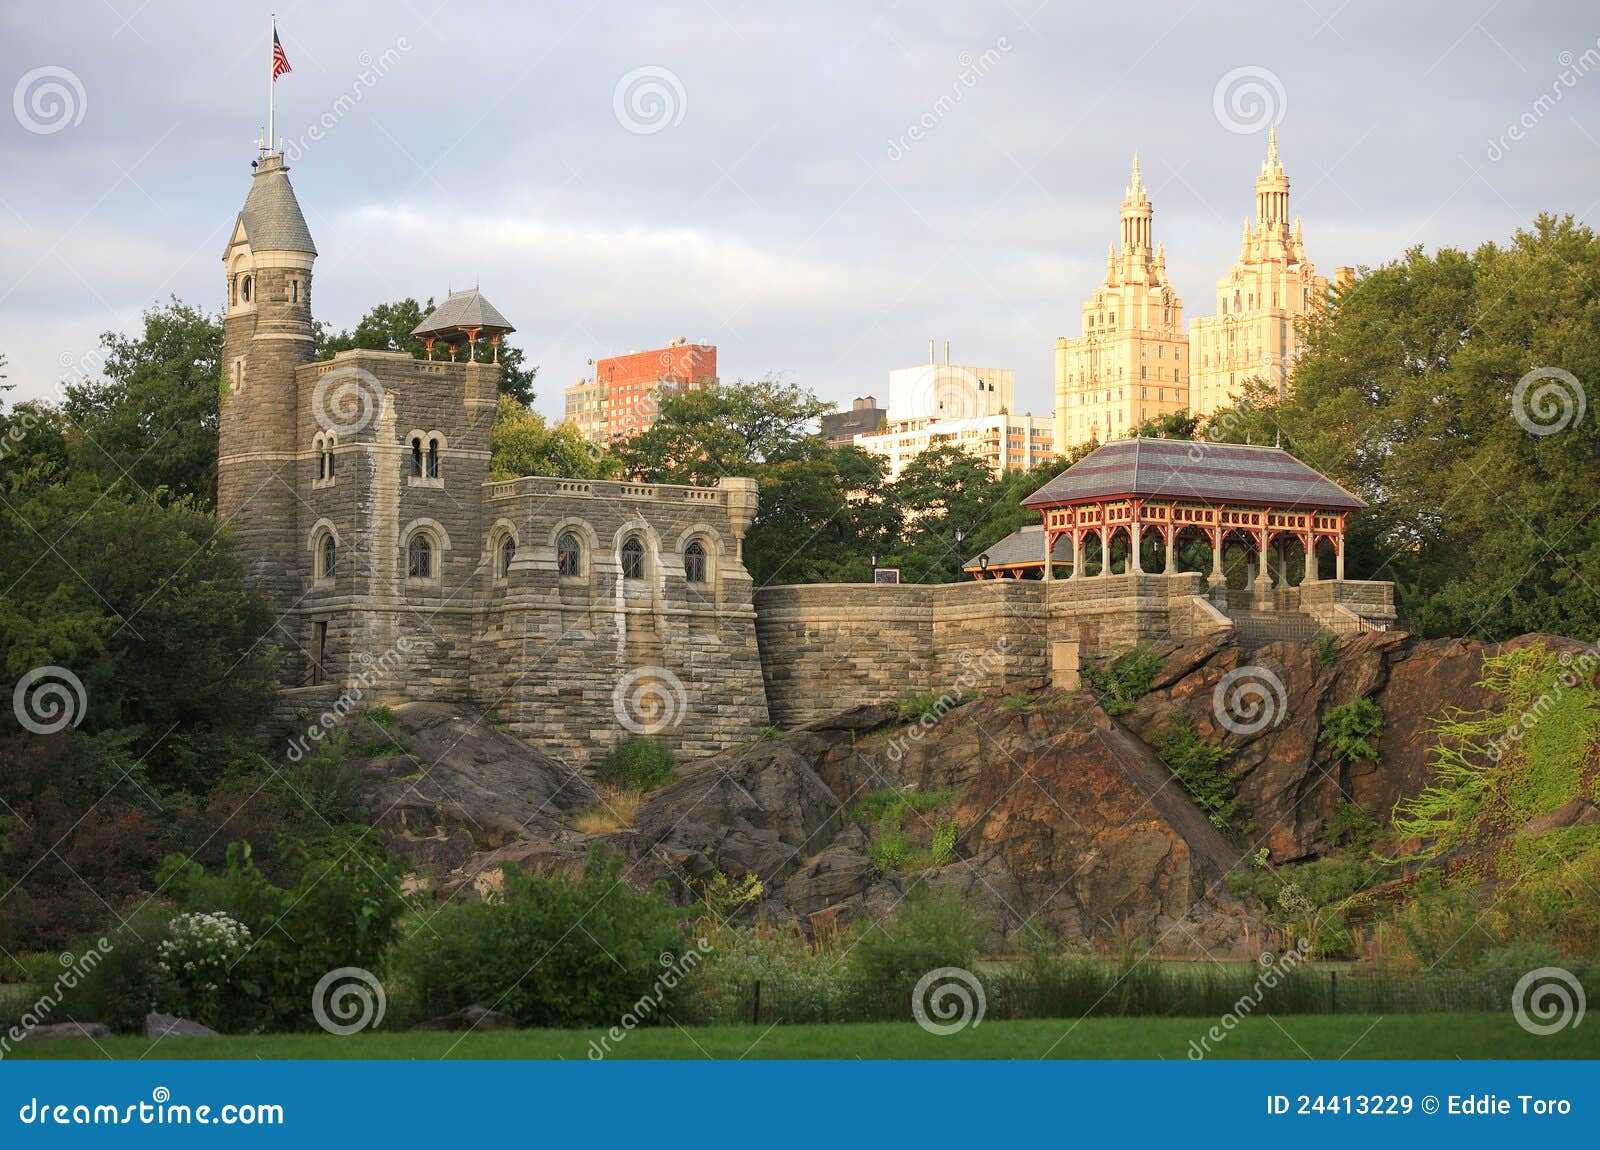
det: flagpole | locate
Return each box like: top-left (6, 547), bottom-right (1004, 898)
top-left (268, 13), bottom-right (276, 155)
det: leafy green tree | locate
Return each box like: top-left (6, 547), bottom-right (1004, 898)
top-left (0, 477), bottom-right (279, 792)
top-left (1263, 215), bottom-right (1600, 639)
top-left (61, 299), bottom-right (223, 504)
top-left (490, 395), bottom-right (620, 480)
top-left (616, 381), bottom-right (901, 584)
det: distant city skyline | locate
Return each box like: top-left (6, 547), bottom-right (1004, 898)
top-left (4, 2), bottom-right (1600, 424)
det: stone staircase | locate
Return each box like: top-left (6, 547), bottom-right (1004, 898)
top-left (1230, 609), bottom-right (1324, 650)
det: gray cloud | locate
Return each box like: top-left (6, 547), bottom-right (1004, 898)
top-left (3, 0), bottom-right (1598, 422)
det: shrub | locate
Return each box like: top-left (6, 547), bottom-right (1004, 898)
top-left (851, 888), bottom-right (984, 1009)
top-left (154, 911), bottom-right (252, 1030)
top-left (1316, 631), bottom-right (1340, 667)
top-left (594, 737), bottom-right (677, 791)
top-left (71, 904), bottom-right (176, 1034)
top-left (683, 928), bottom-right (856, 1024)
top-left (1320, 697), bottom-right (1384, 762)
top-left (394, 846), bottom-right (687, 1029)
top-left (571, 786), bottom-right (642, 834)
top-left (1082, 645), bottom-right (1164, 715)
top-left (1152, 718), bottom-right (1247, 835)
top-left (852, 788), bottom-right (960, 872)
top-left (157, 835), bottom-right (407, 1031)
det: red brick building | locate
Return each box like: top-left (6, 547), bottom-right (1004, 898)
top-left (564, 341), bottom-right (718, 444)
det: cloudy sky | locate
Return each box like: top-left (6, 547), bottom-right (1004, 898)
top-left (3, 1), bottom-right (1599, 422)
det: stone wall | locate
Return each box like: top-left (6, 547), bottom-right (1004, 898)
top-left (754, 581), bottom-right (1054, 726)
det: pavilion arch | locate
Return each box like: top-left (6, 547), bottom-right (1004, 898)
top-left (1170, 523), bottom-right (1213, 575)
top-left (1218, 526), bottom-right (1261, 590)
top-left (1105, 524), bottom-right (1137, 574)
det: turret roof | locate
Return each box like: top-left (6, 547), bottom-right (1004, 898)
top-left (228, 155), bottom-right (316, 257)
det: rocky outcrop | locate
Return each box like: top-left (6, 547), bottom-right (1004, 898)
top-left (348, 633), bottom-right (1584, 955)
top-left (1117, 631), bottom-right (1589, 861)
top-left (353, 703), bottom-right (598, 869)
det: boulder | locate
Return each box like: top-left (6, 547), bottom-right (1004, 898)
top-left (17, 1021), bottom-right (111, 1040)
top-left (412, 1004), bottom-right (518, 1032)
top-left (144, 1012), bottom-right (218, 1038)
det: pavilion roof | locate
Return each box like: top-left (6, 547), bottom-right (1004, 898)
top-left (1022, 437), bottom-right (1365, 512)
top-left (412, 288), bottom-right (515, 339)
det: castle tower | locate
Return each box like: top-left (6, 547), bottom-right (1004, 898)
top-left (1053, 154), bottom-right (1189, 452)
top-left (1189, 128), bottom-right (1329, 417)
top-left (218, 152), bottom-right (318, 640)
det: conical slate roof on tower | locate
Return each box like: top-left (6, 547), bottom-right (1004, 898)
top-left (226, 154), bottom-right (316, 257)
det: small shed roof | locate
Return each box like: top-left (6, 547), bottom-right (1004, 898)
top-left (961, 525), bottom-right (1072, 571)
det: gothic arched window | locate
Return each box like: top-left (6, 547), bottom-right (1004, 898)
top-left (499, 534), bottom-right (516, 579)
top-left (240, 274), bottom-right (253, 303)
top-left (407, 535), bottom-right (433, 579)
top-left (410, 437), bottom-right (423, 478)
top-left (426, 438), bottom-right (440, 480)
top-left (318, 533), bottom-right (336, 581)
top-left (621, 536), bottom-right (645, 581)
top-left (557, 531), bottom-right (582, 578)
top-left (684, 539), bottom-right (707, 584)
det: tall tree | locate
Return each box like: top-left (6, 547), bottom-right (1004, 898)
top-left (1261, 214), bottom-right (1600, 639)
top-left (61, 299), bottom-right (222, 504)
top-left (490, 395), bottom-right (621, 480)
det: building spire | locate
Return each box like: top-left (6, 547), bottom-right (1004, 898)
top-left (1129, 152), bottom-right (1144, 197)
top-left (1267, 125), bottom-right (1278, 167)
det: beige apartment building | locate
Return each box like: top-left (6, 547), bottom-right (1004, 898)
top-left (1053, 156), bottom-right (1191, 453)
top-left (853, 411), bottom-right (1055, 482)
top-left (1188, 129), bottom-right (1337, 416)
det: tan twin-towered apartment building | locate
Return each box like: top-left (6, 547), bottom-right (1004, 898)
top-left (1054, 130), bottom-right (1351, 453)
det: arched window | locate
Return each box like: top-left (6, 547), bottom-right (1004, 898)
top-left (557, 531), bottom-right (582, 578)
top-left (407, 535), bottom-right (433, 579)
top-left (499, 534), bottom-right (516, 579)
top-left (426, 437), bottom-right (440, 480)
top-left (621, 536), bottom-right (645, 581)
top-left (317, 533), bottom-right (336, 581)
top-left (410, 437), bottom-right (423, 478)
top-left (684, 539), bottom-right (707, 583)
top-left (325, 441), bottom-right (336, 479)
top-left (316, 442), bottom-right (327, 481)
top-left (240, 274), bottom-right (253, 303)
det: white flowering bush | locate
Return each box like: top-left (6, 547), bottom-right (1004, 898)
top-left (154, 910), bottom-right (252, 1028)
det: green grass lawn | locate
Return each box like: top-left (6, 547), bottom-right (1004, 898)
top-left (9, 1013), bottom-right (1597, 1060)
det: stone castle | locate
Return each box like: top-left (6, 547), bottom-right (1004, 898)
top-left (219, 152), bottom-right (769, 761)
top-left (222, 150), bottom-right (1394, 767)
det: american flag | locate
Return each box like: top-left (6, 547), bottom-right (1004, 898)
top-left (272, 31), bottom-right (292, 80)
